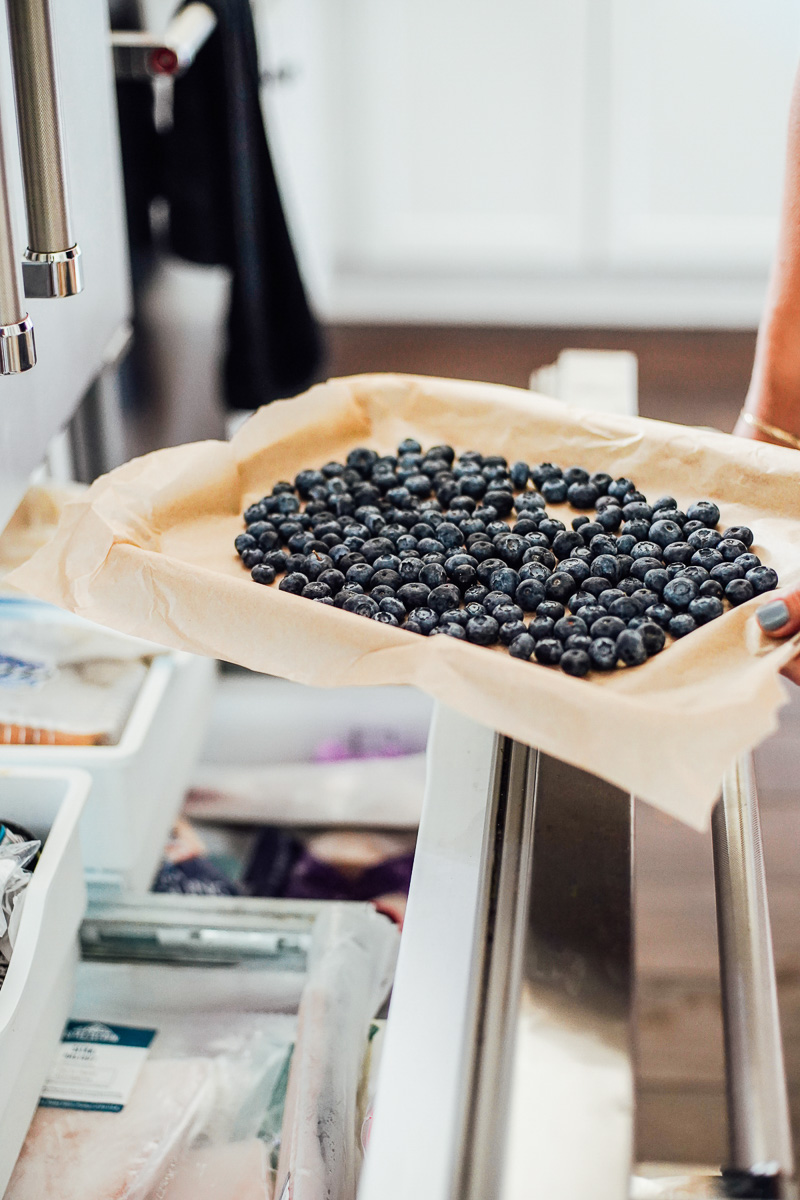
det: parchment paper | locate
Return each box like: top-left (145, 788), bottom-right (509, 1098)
top-left (9, 374), bottom-right (800, 828)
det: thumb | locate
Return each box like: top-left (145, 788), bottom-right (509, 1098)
top-left (757, 588), bottom-right (800, 638)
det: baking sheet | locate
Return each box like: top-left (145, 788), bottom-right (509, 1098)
top-left (9, 374), bottom-right (800, 828)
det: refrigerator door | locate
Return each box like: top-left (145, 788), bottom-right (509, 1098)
top-left (0, 0), bottom-right (130, 530)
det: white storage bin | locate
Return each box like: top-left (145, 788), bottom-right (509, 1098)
top-left (0, 767), bottom-right (89, 1197)
top-left (0, 653), bottom-right (216, 894)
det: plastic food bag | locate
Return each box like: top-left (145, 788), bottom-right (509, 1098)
top-left (276, 905), bottom-right (400, 1200)
top-left (0, 834), bottom-right (40, 987)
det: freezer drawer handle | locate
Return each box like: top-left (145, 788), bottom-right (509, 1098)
top-left (111, 4), bottom-right (218, 80)
top-left (0, 105), bottom-right (35, 372)
top-left (6, 0), bottom-right (83, 299)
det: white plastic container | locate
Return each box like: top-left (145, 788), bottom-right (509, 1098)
top-left (0, 653), bottom-right (216, 893)
top-left (0, 767), bottom-right (89, 1197)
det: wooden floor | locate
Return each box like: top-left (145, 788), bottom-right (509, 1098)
top-left (329, 324), bottom-right (796, 1168)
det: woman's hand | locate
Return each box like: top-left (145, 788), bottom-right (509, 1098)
top-left (757, 591), bottom-right (800, 685)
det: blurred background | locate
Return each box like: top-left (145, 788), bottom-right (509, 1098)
top-left (120, 0), bottom-right (800, 454)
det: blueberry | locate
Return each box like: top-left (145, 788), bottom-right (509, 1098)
top-left (608, 596), bottom-right (639, 621)
top-left (554, 615), bottom-right (588, 641)
top-left (417, 538), bottom-right (445, 557)
top-left (662, 577), bottom-right (698, 611)
top-left (691, 548), bottom-right (723, 571)
top-left (529, 616), bottom-right (556, 640)
top-left (598, 588), bottom-right (626, 609)
top-left (618, 577), bottom-right (641, 596)
top-left (736, 553), bottom-right (762, 573)
top-left (346, 562), bottom-right (374, 589)
top-left (538, 600), bottom-right (566, 621)
top-left (403, 619), bottom-right (423, 635)
top-left (699, 579), bottom-right (724, 600)
top-left (510, 461), bottom-right (530, 489)
top-left (251, 563), bottom-right (276, 585)
top-left (592, 555), bottom-right (619, 584)
top-left (317, 568), bottom-right (345, 593)
top-left (616, 629), bottom-right (647, 666)
top-left (466, 614), bottom-right (500, 645)
top-left (545, 572), bottom-right (577, 602)
top-left (687, 500), bottom-right (721, 527)
top-left (578, 521), bottom-right (605, 543)
top-left (589, 637), bottom-right (619, 670)
top-left (515, 492), bottom-right (546, 514)
top-left (508, 633), bottom-right (535, 660)
top-left (552, 531), bottom-right (584, 559)
top-left (622, 519), bottom-right (652, 542)
top-left (590, 472), bottom-right (612, 494)
top-left (680, 565), bottom-right (709, 586)
top-left (241, 548), bottom-right (265, 568)
top-left (484, 590), bottom-right (512, 614)
top-left (722, 525), bottom-right (754, 548)
top-left (590, 534), bottom-right (618, 558)
top-left (541, 478), bottom-right (568, 504)
top-left (519, 562), bottom-right (552, 584)
top-left (645, 603), bottom-right (674, 629)
top-left (490, 567), bottom-right (520, 597)
top-left (644, 568), bottom-right (669, 594)
top-left (477, 557), bottom-right (507, 586)
top-left (539, 519), bottom-right (566, 542)
top-left (420, 562), bottom-right (447, 590)
top-left (371, 569), bottom-right (401, 591)
top-left (559, 645), bottom-right (592, 677)
top-left (668, 612), bottom-right (696, 638)
top-left (561, 559), bottom-right (592, 586)
top-left (567, 482), bottom-right (600, 509)
top-left (637, 621), bottom-right (666, 656)
top-left (649, 519), bottom-right (683, 548)
top-left (485, 490), bottom-right (514, 517)
top-left (405, 606), bottom-right (437, 635)
top-left (397, 582), bottom-right (431, 610)
top-left (534, 638), bottom-right (564, 665)
top-left (630, 541), bottom-right (661, 562)
top-left (716, 538), bottom-right (747, 562)
top-left (373, 611), bottom-right (400, 627)
top-left (666, 563), bottom-right (685, 580)
top-left (596, 507), bottom-right (623, 532)
top-left (397, 558), bottom-right (423, 584)
top-left (591, 615), bottom-right (627, 640)
top-left (688, 596), bottom-right (724, 625)
top-left (616, 534), bottom-right (637, 556)
top-left (522, 547), bottom-right (557, 570)
top-left (429, 623), bottom-right (466, 639)
top-left (746, 566), bottom-right (779, 595)
top-left (608, 477), bottom-right (635, 501)
top-left (630, 588), bottom-right (660, 614)
top-left (469, 541), bottom-right (496, 563)
top-left (725, 578), bottom-right (754, 606)
top-left (493, 603), bottom-right (525, 626)
top-left (462, 600), bottom-right (489, 619)
top-left (243, 502), bottom-right (269, 524)
top-left (577, 604), bottom-right (607, 628)
top-left (531, 462), bottom-right (563, 488)
top-left (464, 584), bottom-right (490, 606)
top-left (279, 572), bottom-right (308, 594)
top-left (344, 594), bottom-right (379, 618)
top-left (516, 578), bottom-right (546, 611)
top-left (428, 583), bottom-right (461, 614)
top-left (235, 532), bottom-right (258, 555)
top-left (499, 620), bottom-right (529, 646)
top-left (623, 502), bottom-right (654, 524)
top-left (709, 562), bottom-right (743, 587)
top-left (584, 576), bottom-right (612, 598)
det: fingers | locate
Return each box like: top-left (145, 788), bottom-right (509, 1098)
top-left (756, 589), bottom-right (800, 639)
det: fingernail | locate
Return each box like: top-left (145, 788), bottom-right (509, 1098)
top-left (757, 599), bottom-right (790, 632)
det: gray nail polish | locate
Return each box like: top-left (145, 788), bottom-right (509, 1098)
top-left (757, 600), bottom-right (790, 632)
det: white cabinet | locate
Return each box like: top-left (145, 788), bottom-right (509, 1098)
top-left (258, 0), bottom-right (800, 327)
top-left (607, 0), bottom-right (800, 271)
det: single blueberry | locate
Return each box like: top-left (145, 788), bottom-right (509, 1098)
top-left (616, 628), bottom-right (647, 666)
top-left (343, 594), bottom-right (379, 618)
top-left (662, 577), bottom-right (699, 611)
top-left (709, 562), bottom-right (744, 587)
top-left (609, 596), bottom-right (639, 621)
top-left (567, 482), bottom-right (600, 509)
top-left (644, 568), bottom-right (669, 594)
top-left (699, 579), bottom-right (724, 600)
top-left (592, 555), bottom-right (619, 584)
top-left (516, 578), bottom-right (546, 611)
top-left (493, 603), bottom-right (525, 626)
top-left (466, 614), bottom-right (500, 645)
top-left (746, 566), bottom-right (779, 595)
top-left (554, 615), bottom-right (588, 641)
top-left (531, 462), bottom-right (563, 488)
top-left (717, 538), bottom-right (748, 562)
top-left (397, 582), bottom-right (431, 610)
top-left (529, 616), bottom-right (556, 640)
top-left (428, 583), bottom-right (461, 614)
top-left (691, 548), bottom-right (723, 571)
top-left (251, 563), bottom-right (276, 585)
top-left (279, 572), bottom-right (308, 594)
top-left (722, 525), bottom-right (754, 548)
top-left (490, 566), bottom-right (520, 597)
top-left (591, 615), bottom-right (627, 640)
top-left (637, 621), bottom-right (666, 655)
top-left (688, 596), bottom-right (724, 625)
top-left (538, 600), bottom-right (566, 621)
top-left (669, 612), bottom-right (697, 638)
top-left (534, 638), bottom-right (564, 665)
top-left (649, 519), bottom-right (683, 548)
top-left (589, 637), bottom-right (619, 671)
top-left (596, 507), bottom-right (623, 532)
top-left (645, 603), bottom-right (674, 629)
top-left (561, 559), bottom-right (592, 585)
top-left (552, 530), bottom-right (585, 559)
top-left (686, 500), bottom-right (721, 527)
top-left (509, 633), bottom-right (536, 660)
top-left (408, 606), bottom-right (439, 635)
top-left (499, 620), bottom-right (529, 646)
top-left (726, 578), bottom-right (754, 606)
top-left (510, 461), bottom-right (530, 489)
top-left (541, 478), bottom-right (568, 504)
top-left (545, 572), bottom-right (578, 601)
top-left (464, 583), bottom-right (490, 606)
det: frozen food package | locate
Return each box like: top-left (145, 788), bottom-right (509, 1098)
top-left (276, 905), bottom-right (399, 1200)
top-left (5, 1058), bottom-right (216, 1200)
top-left (0, 599), bottom-right (164, 744)
top-left (9, 374), bottom-right (800, 826)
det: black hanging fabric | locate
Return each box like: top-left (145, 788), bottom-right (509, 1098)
top-left (162, 0), bottom-right (323, 409)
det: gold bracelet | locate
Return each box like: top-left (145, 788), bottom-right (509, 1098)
top-left (739, 409), bottom-right (800, 450)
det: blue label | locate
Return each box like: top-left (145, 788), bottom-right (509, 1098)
top-left (62, 1020), bottom-right (156, 1049)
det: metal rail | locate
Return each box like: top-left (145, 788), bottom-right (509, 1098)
top-left (712, 755), bottom-right (794, 1194)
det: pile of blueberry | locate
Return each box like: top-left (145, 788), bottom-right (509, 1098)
top-left (234, 440), bottom-right (779, 678)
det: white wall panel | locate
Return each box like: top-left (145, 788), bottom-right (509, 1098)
top-left (608, 0), bottom-right (800, 269)
top-left (333, 0), bottom-right (589, 272)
